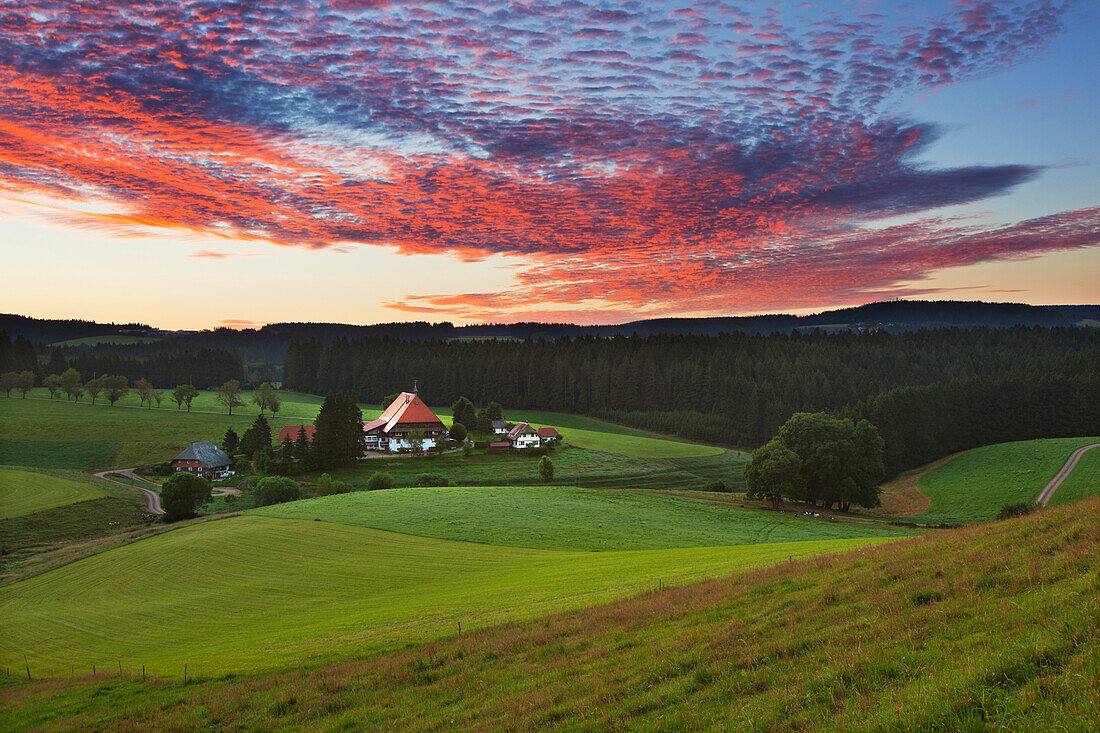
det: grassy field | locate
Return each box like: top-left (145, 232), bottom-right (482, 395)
top-left (0, 514), bottom-right (890, 677)
top-left (0, 468), bottom-right (107, 519)
top-left (911, 437), bottom-right (1100, 525)
top-left (3, 499), bottom-right (1095, 731)
top-left (252, 486), bottom-right (909, 551)
top-left (0, 397), bottom-right (741, 494)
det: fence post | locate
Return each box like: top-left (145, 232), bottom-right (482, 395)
top-left (118, 660), bottom-right (122, 675)
top-left (184, 663), bottom-right (188, 682)
top-left (143, 665), bottom-right (146, 681)
top-left (24, 655), bottom-right (30, 681)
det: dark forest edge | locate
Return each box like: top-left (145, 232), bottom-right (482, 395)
top-left (3, 313), bottom-right (1099, 480)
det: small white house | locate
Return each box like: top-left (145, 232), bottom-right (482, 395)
top-left (491, 419), bottom-right (509, 435)
top-left (507, 422), bottom-right (542, 449)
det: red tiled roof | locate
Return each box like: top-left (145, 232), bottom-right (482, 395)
top-left (377, 392), bottom-right (445, 431)
top-left (278, 425), bottom-right (315, 443)
top-left (362, 418), bottom-right (387, 433)
top-left (536, 427), bottom-right (559, 438)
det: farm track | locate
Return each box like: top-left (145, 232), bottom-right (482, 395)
top-left (93, 469), bottom-right (164, 514)
top-left (1035, 443), bottom-right (1100, 506)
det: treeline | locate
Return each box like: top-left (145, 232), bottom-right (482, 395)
top-left (5, 334), bottom-right (245, 388)
top-left (285, 326), bottom-right (1100, 448)
top-left (850, 350), bottom-right (1100, 476)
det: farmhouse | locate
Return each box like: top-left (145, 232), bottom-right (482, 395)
top-left (363, 391), bottom-right (447, 453)
top-left (507, 422), bottom-right (542, 449)
top-left (278, 424), bottom-right (316, 443)
top-left (170, 441), bottom-right (232, 479)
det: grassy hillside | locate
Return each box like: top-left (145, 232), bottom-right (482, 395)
top-left (4, 498), bottom-right (1095, 731)
top-left (0, 469), bottom-right (107, 519)
top-left (252, 486), bottom-right (909, 551)
top-left (0, 515), bottom-right (888, 676)
top-left (912, 437), bottom-right (1100, 525)
top-left (0, 397), bottom-right (280, 469)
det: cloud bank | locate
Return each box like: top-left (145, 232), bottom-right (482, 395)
top-left (0, 0), bottom-right (1093, 318)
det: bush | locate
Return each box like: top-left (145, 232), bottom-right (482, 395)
top-left (538, 455), bottom-right (554, 482)
top-left (997, 502), bottom-right (1034, 520)
top-left (414, 473), bottom-right (449, 487)
top-left (704, 480), bottom-right (730, 493)
top-left (151, 461), bottom-right (173, 477)
top-left (316, 472), bottom-right (351, 496)
top-left (254, 477), bottom-right (301, 507)
top-left (449, 423), bottom-right (468, 442)
top-left (368, 472), bottom-right (394, 491)
top-left (161, 473), bottom-right (213, 523)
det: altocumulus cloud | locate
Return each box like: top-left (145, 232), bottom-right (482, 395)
top-left (0, 0), bottom-right (1094, 317)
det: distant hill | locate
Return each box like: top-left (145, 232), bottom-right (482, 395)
top-left (3, 301), bottom-right (1097, 363)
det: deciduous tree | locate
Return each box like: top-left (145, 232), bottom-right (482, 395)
top-left (215, 379), bottom-right (244, 415)
top-left (745, 440), bottom-right (804, 508)
top-left (172, 384), bottom-right (199, 411)
top-left (15, 370), bottom-right (35, 398)
top-left (43, 373), bottom-right (62, 399)
top-left (101, 375), bottom-right (129, 406)
top-left (85, 376), bottom-right (104, 405)
top-left (59, 368), bottom-right (82, 401)
top-left (161, 472), bottom-right (212, 522)
top-left (134, 378), bottom-right (154, 407)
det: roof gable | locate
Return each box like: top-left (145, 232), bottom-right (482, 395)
top-left (378, 392), bottom-right (445, 432)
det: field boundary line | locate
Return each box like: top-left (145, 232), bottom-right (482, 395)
top-left (1035, 443), bottom-right (1100, 506)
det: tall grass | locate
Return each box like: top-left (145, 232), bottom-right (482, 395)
top-left (3, 498), bottom-right (1095, 731)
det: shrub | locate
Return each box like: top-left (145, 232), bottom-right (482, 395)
top-left (449, 423), bottom-right (468, 442)
top-left (704, 480), bottom-right (730, 493)
top-left (368, 472), bottom-right (394, 491)
top-left (316, 472), bottom-right (352, 496)
top-left (161, 473), bottom-right (213, 523)
top-left (538, 455), bottom-right (554, 482)
top-left (414, 473), bottom-right (449, 487)
top-left (997, 502), bottom-right (1034, 520)
top-left (151, 461), bottom-right (173, 477)
top-left (254, 477), bottom-right (301, 507)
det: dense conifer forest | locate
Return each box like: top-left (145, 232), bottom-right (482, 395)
top-left (285, 327), bottom-right (1100, 475)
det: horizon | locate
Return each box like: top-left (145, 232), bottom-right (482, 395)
top-left (4, 297), bottom-right (1098, 334)
top-left (1, 1), bottom-right (1097, 329)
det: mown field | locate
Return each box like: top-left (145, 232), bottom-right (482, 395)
top-left (0, 511), bottom-right (892, 677)
top-left (3, 498), bottom-right (1094, 731)
top-left (910, 437), bottom-right (1100, 525)
top-left (0, 468), bottom-right (107, 519)
top-left (252, 486), bottom-right (908, 551)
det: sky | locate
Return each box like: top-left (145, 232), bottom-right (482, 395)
top-left (0, 0), bottom-right (1097, 329)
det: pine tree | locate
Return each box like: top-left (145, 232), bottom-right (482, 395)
top-left (314, 392), bottom-right (363, 469)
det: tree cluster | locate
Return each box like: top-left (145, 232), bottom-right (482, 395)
top-left (312, 392), bottom-right (364, 469)
top-left (745, 412), bottom-right (884, 511)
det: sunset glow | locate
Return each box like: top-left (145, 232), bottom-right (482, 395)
top-left (0, 0), bottom-right (1097, 327)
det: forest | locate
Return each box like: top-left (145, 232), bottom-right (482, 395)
top-left (285, 327), bottom-right (1100, 475)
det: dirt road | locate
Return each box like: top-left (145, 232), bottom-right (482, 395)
top-left (1035, 443), bottom-right (1100, 507)
top-left (93, 469), bottom-right (164, 514)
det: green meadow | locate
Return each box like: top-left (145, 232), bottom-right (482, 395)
top-left (0, 513), bottom-right (890, 676)
top-left (0, 468), bottom-right (107, 519)
top-left (252, 486), bottom-right (908, 551)
top-left (912, 436), bottom-right (1100, 525)
top-left (3, 499), bottom-right (1094, 732)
